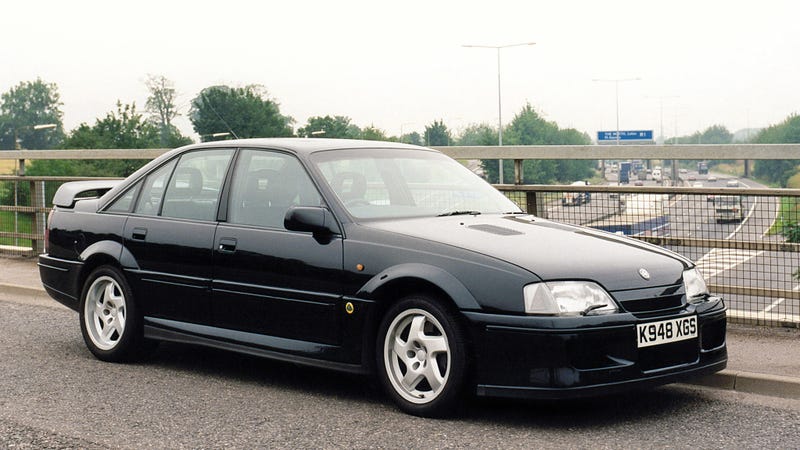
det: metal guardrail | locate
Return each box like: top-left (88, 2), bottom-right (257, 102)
top-left (2, 144), bottom-right (800, 327)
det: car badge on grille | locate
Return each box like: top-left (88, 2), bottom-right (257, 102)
top-left (638, 268), bottom-right (651, 280)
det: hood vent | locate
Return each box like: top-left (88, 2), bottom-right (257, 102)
top-left (467, 224), bottom-right (523, 236)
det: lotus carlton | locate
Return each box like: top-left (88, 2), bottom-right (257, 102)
top-left (39, 139), bottom-right (727, 416)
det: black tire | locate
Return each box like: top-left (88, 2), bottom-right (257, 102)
top-left (79, 265), bottom-right (152, 362)
top-left (376, 294), bottom-right (468, 417)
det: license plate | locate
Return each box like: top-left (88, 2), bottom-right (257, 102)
top-left (637, 316), bottom-right (697, 348)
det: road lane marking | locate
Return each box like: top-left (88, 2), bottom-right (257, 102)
top-left (695, 248), bottom-right (763, 279)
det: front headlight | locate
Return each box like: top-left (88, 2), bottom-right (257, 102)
top-left (683, 268), bottom-right (709, 303)
top-left (524, 281), bottom-right (618, 316)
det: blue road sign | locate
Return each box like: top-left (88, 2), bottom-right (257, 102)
top-left (597, 130), bottom-right (653, 141)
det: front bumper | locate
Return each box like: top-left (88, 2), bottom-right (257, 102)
top-left (464, 298), bottom-right (727, 399)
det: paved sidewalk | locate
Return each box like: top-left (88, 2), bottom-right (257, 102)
top-left (1, 256), bottom-right (798, 399)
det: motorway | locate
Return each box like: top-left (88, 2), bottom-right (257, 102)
top-left (1, 294), bottom-right (799, 449)
top-left (544, 169), bottom-right (799, 323)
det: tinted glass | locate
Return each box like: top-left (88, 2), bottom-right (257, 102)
top-left (227, 150), bottom-right (322, 228)
top-left (161, 149), bottom-right (234, 221)
top-left (311, 149), bottom-right (521, 219)
top-left (134, 159), bottom-right (177, 216)
top-left (105, 181), bottom-right (141, 213)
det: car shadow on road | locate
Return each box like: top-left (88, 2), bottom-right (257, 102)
top-left (139, 340), bottom-right (707, 425)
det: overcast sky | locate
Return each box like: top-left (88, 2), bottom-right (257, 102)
top-left (2, 0), bottom-right (799, 142)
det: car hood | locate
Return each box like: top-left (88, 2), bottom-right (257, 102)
top-left (364, 214), bottom-right (691, 291)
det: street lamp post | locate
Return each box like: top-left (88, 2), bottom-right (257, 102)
top-left (463, 42), bottom-right (536, 184)
top-left (593, 78), bottom-right (640, 145)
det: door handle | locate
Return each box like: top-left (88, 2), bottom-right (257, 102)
top-left (218, 237), bottom-right (237, 253)
top-left (131, 227), bottom-right (147, 240)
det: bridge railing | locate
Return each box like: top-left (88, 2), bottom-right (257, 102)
top-left (2, 144), bottom-right (800, 327)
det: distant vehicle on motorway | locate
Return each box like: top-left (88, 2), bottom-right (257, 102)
top-left (619, 161), bottom-right (631, 183)
top-left (707, 175), bottom-right (718, 182)
top-left (562, 181), bottom-right (592, 206)
top-left (38, 138), bottom-right (727, 417)
top-left (634, 179), bottom-right (644, 186)
top-left (652, 169), bottom-right (662, 182)
top-left (715, 195), bottom-right (744, 223)
top-left (726, 179), bottom-right (740, 188)
top-left (688, 174), bottom-right (697, 181)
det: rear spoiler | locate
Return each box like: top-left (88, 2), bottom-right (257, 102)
top-left (52, 180), bottom-right (123, 208)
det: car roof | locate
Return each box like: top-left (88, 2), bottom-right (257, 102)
top-left (180, 138), bottom-right (432, 155)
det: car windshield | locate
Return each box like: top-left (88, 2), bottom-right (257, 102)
top-left (311, 148), bottom-right (521, 219)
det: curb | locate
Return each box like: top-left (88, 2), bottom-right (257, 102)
top-left (684, 369), bottom-right (800, 400)
top-left (0, 282), bottom-right (46, 298)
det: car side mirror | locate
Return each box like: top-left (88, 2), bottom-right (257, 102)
top-left (284, 206), bottom-right (340, 235)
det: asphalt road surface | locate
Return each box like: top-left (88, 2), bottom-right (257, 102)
top-left (1, 295), bottom-right (799, 449)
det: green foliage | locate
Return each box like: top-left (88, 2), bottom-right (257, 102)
top-left (782, 221), bottom-right (800, 243)
top-left (190, 85), bottom-right (293, 140)
top-left (479, 103), bottom-right (594, 184)
top-left (0, 78), bottom-right (65, 149)
top-left (26, 102), bottom-right (163, 178)
top-left (424, 120), bottom-right (451, 146)
top-left (400, 131), bottom-right (423, 145)
top-left (297, 115), bottom-right (361, 139)
top-left (752, 115), bottom-right (800, 187)
top-left (360, 125), bottom-right (390, 141)
top-left (666, 124), bottom-right (733, 145)
top-left (457, 123), bottom-right (497, 146)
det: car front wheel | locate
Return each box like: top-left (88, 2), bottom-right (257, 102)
top-left (79, 265), bottom-right (148, 362)
top-left (376, 295), bottom-right (468, 417)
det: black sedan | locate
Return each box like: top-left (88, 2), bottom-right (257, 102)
top-left (39, 139), bottom-right (727, 417)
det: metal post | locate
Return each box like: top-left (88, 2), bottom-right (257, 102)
top-left (497, 48), bottom-right (503, 184)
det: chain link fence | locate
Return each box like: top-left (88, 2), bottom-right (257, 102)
top-left (500, 183), bottom-right (800, 328)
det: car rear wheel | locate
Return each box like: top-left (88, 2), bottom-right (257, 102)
top-left (79, 265), bottom-right (150, 362)
top-left (376, 295), bottom-right (468, 417)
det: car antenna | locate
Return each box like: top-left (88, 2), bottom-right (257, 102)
top-left (202, 92), bottom-right (240, 139)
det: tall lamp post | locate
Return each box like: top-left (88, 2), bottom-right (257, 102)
top-left (592, 78), bottom-right (640, 145)
top-left (463, 42), bottom-right (536, 184)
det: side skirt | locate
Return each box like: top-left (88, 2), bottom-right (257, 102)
top-left (143, 319), bottom-right (368, 375)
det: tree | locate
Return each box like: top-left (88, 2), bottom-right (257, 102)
top-left (297, 115), bottom-right (360, 139)
top-left (28, 102), bottom-right (161, 178)
top-left (360, 124), bottom-right (390, 141)
top-left (400, 131), bottom-right (423, 146)
top-left (481, 103), bottom-right (594, 183)
top-left (189, 85), bottom-right (293, 141)
top-left (145, 75), bottom-right (191, 147)
top-left (457, 123), bottom-right (497, 146)
top-left (666, 124), bottom-right (733, 145)
top-left (0, 78), bottom-right (65, 149)
top-left (424, 120), bottom-right (451, 146)
top-left (752, 114), bottom-right (800, 186)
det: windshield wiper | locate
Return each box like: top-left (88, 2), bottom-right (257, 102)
top-left (437, 210), bottom-right (482, 217)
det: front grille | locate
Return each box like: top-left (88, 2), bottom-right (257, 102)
top-left (612, 284), bottom-right (686, 314)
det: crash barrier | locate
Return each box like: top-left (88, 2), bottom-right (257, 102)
top-left (499, 184), bottom-right (800, 328)
top-left (2, 144), bottom-right (800, 327)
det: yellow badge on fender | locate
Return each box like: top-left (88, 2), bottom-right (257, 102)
top-left (345, 302), bottom-right (355, 314)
